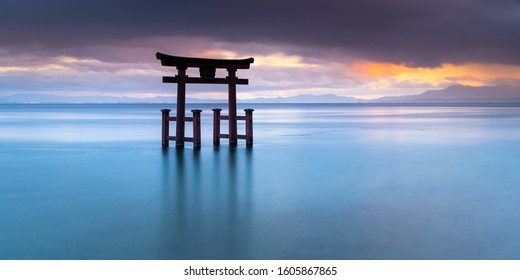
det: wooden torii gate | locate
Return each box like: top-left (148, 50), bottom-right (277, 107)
top-left (156, 52), bottom-right (254, 149)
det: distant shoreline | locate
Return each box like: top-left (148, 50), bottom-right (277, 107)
top-left (2, 84), bottom-right (519, 104)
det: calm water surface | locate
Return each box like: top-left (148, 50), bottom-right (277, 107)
top-left (1, 103), bottom-right (520, 259)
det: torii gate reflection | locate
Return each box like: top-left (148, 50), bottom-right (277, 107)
top-left (156, 52), bottom-right (254, 149)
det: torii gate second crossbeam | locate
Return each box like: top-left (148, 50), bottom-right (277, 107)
top-left (156, 52), bottom-right (254, 148)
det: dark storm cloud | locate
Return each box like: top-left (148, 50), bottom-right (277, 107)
top-left (1, 0), bottom-right (519, 66)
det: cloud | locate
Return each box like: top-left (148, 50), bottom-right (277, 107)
top-left (1, 0), bottom-right (520, 100)
top-left (1, 0), bottom-right (519, 67)
top-left (1, 37), bottom-right (519, 100)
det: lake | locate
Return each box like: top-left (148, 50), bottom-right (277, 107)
top-left (1, 103), bottom-right (520, 259)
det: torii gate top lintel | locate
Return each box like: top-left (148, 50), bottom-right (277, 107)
top-left (156, 52), bottom-right (254, 70)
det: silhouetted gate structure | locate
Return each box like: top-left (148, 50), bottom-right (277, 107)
top-left (156, 52), bottom-right (254, 149)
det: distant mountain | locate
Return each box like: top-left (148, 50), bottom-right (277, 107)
top-left (372, 84), bottom-right (520, 103)
top-left (243, 94), bottom-right (358, 103)
top-left (2, 85), bottom-right (519, 104)
top-left (0, 94), bottom-right (225, 104)
top-left (0, 93), bottom-right (359, 104)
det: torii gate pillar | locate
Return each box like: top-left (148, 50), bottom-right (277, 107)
top-left (227, 68), bottom-right (238, 145)
top-left (175, 66), bottom-right (187, 148)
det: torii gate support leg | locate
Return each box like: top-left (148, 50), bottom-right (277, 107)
top-left (227, 68), bottom-right (238, 146)
top-left (176, 66), bottom-right (187, 148)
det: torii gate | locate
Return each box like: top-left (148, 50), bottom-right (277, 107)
top-left (156, 52), bottom-right (254, 149)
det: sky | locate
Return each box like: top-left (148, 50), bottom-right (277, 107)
top-left (1, 0), bottom-right (520, 100)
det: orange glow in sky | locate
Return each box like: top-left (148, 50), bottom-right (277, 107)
top-left (353, 62), bottom-right (520, 87)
